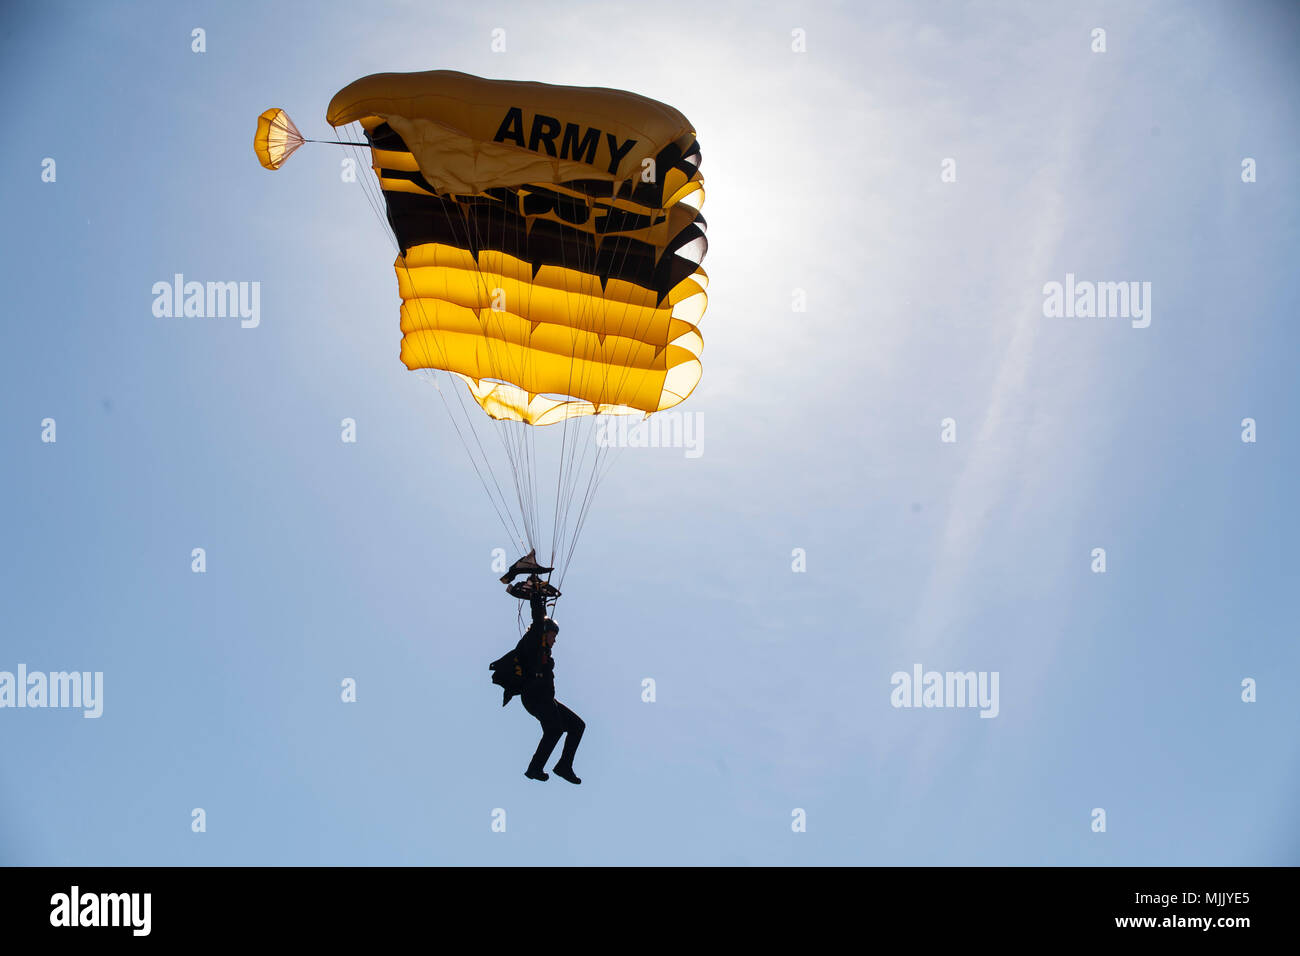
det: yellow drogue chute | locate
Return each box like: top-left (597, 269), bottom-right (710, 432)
top-left (253, 108), bottom-right (305, 170)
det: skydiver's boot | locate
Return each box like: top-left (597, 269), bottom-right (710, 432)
top-left (551, 764), bottom-right (581, 785)
top-left (524, 766), bottom-right (549, 782)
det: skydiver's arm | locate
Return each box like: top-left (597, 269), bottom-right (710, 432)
top-left (506, 576), bottom-right (551, 625)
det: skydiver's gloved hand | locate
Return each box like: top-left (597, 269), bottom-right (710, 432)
top-left (506, 573), bottom-right (560, 602)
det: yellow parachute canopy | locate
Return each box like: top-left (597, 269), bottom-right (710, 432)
top-left (253, 108), bottom-right (305, 170)
top-left (326, 71), bottom-right (707, 425)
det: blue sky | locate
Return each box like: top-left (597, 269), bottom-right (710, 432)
top-left (1, 0), bottom-right (1297, 865)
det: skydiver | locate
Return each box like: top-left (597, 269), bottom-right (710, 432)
top-left (505, 570), bottom-right (584, 785)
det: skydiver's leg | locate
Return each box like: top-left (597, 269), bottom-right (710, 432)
top-left (523, 694), bottom-right (564, 775)
top-left (553, 702), bottom-right (585, 771)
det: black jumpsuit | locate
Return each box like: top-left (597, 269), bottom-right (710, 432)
top-left (516, 593), bottom-right (584, 774)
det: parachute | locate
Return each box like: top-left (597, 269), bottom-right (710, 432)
top-left (253, 108), bottom-right (305, 170)
top-left (258, 71), bottom-right (708, 587)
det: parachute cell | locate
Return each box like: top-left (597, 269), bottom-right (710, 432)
top-left (325, 71), bottom-right (697, 194)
